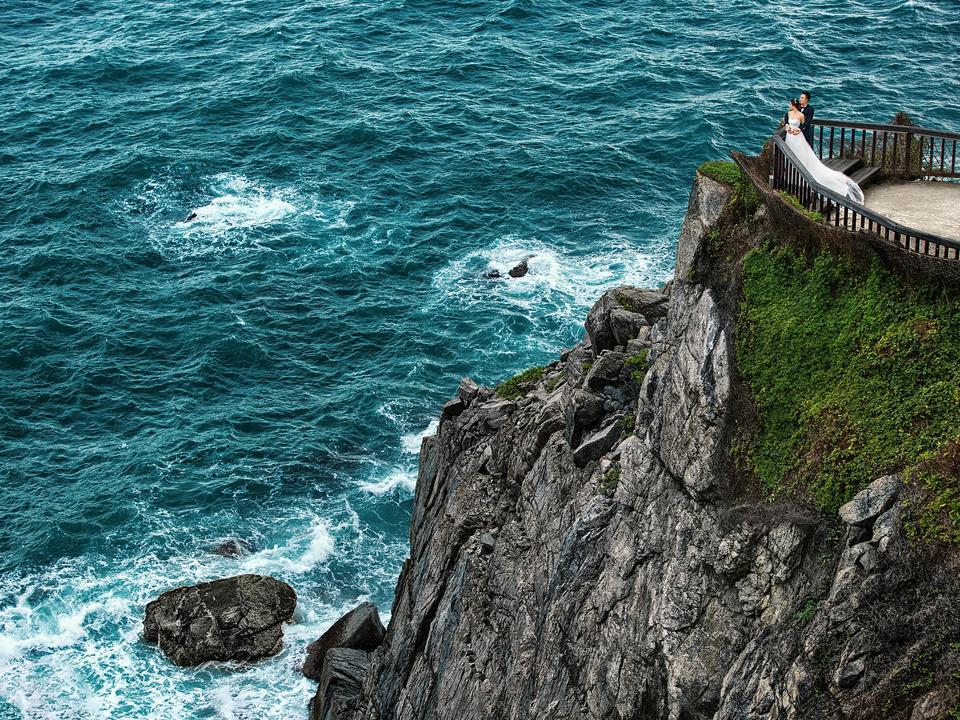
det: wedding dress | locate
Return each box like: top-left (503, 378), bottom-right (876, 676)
top-left (785, 117), bottom-right (864, 204)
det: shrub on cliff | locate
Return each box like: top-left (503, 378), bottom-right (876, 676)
top-left (735, 243), bottom-right (960, 542)
top-left (495, 365), bottom-right (545, 400)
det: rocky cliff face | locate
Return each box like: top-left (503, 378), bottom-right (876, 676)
top-left (313, 173), bottom-right (960, 720)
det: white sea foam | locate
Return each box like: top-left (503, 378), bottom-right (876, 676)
top-left (433, 235), bottom-right (670, 311)
top-left (401, 419), bottom-right (438, 455)
top-left (0, 500), bottom-right (405, 719)
top-left (123, 172), bottom-right (358, 261)
top-left (357, 468), bottom-right (416, 495)
top-left (239, 518), bottom-right (335, 576)
top-left (174, 174), bottom-right (296, 235)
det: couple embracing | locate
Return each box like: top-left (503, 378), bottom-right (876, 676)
top-left (781, 89), bottom-right (864, 204)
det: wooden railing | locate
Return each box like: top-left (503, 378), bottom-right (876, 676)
top-left (771, 130), bottom-right (960, 261)
top-left (813, 119), bottom-right (960, 179)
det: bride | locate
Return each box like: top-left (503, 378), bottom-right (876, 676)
top-left (784, 98), bottom-right (864, 204)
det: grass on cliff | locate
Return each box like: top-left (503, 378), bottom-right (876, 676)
top-left (495, 365), bottom-right (545, 400)
top-left (698, 160), bottom-right (761, 215)
top-left (736, 243), bottom-right (960, 542)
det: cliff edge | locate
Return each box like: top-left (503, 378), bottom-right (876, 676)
top-left (311, 172), bottom-right (960, 720)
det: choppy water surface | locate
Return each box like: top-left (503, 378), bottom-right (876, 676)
top-left (1, 0), bottom-right (958, 717)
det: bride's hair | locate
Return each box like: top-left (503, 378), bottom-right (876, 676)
top-left (790, 98), bottom-right (801, 110)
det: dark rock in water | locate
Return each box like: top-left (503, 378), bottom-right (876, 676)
top-left (184, 211), bottom-right (199, 223)
top-left (508, 258), bottom-right (529, 278)
top-left (302, 602), bottom-right (386, 682)
top-left (143, 574), bottom-right (296, 666)
top-left (211, 539), bottom-right (255, 557)
top-left (309, 648), bottom-right (371, 720)
top-left (482, 254), bottom-right (534, 280)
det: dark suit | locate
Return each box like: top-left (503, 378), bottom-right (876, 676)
top-left (800, 104), bottom-right (815, 146)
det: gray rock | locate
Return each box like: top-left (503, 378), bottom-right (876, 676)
top-left (584, 286), bottom-right (668, 353)
top-left (563, 388), bottom-right (605, 445)
top-left (143, 574), bottom-right (295, 666)
top-left (441, 397), bottom-right (465, 419)
top-left (584, 351), bottom-right (625, 391)
top-left (911, 687), bottom-right (960, 720)
top-left (303, 602), bottom-right (386, 682)
top-left (838, 474), bottom-right (900, 527)
top-left (572, 420), bottom-right (622, 467)
top-left (310, 648), bottom-right (371, 720)
top-left (330, 171), bottom-right (960, 720)
top-left (674, 171), bottom-right (732, 282)
top-left (457, 377), bottom-right (480, 406)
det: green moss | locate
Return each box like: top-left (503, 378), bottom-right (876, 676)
top-left (625, 350), bottom-right (649, 382)
top-left (903, 439), bottom-right (960, 545)
top-left (620, 413), bottom-right (636, 433)
top-left (698, 160), bottom-right (761, 215)
top-left (794, 599), bottom-right (816, 623)
top-left (736, 244), bottom-right (960, 517)
top-left (598, 466), bottom-right (620, 497)
top-left (495, 365), bottom-right (545, 400)
top-left (777, 191), bottom-right (825, 223)
top-left (698, 160), bottom-right (742, 186)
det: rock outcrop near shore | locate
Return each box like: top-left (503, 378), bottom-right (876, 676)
top-left (312, 172), bottom-right (960, 719)
top-left (143, 574), bottom-right (296, 666)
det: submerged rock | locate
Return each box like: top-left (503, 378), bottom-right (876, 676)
top-left (143, 574), bottom-right (296, 666)
top-left (507, 258), bottom-right (529, 278)
top-left (211, 538), bottom-right (255, 557)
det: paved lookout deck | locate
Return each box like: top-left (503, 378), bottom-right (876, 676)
top-left (863, 181), bottom-right (960, 242)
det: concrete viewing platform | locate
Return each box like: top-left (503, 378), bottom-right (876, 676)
top-left (863, 180), bottom-right (960, 242)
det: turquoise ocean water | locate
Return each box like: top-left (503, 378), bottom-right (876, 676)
top-left (1, 0), bottom-right (958, 717)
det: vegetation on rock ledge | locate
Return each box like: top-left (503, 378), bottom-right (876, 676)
top-left (735, 243), bottom-right (960, 543)
top-left (496, 365), bottom-right (545, 400)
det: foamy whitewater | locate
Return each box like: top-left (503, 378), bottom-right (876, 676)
top-left (1, 0), bottom-right (958, 717)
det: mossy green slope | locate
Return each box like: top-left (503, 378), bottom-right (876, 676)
top-left (736, 243), bottom-right (960, 535)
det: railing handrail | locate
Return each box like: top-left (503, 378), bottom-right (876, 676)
top-left (771, 131), bottom-right (960, 253)
top-left (815, 118), bottom-right (960, 141)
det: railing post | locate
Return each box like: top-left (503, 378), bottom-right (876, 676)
top-left (904, 131), bottom-right (912, 177)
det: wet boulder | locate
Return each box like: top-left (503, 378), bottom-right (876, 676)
top-left (143, 574), bottom-right (296, 666)
top-left (302, 602), bottom-right (386, 682)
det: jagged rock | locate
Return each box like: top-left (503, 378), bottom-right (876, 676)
top-left (332, 171), bottom-right (960, 720)
top-left (303, 602), bottom-right (386, 682)
top-left (441, 397), bottom-right (465, 419)
top-left (584, 350), bottom-right (625, 391)
top-left (674, 171), bottom-right (733, 281)
top-left (584, 286), bottom-right (668, 353)
top-left (458, 377), bottom-right (480, 406)
top-left (563, 387), bottom-right (605, 445)
top-left (838, 474), bottom-right (900, 527)
top-left (911, 686), bottom-right (960, 720)
top-left (872, 504), bottom-right (900, 552)
top-left (310, 648), bottom-right (371, 720)
top-left (572, 419), bottom-right (622, 467)
top-left (143, 574), bottom-right (295, 666)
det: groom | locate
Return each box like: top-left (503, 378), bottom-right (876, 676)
top-left (798, 91), bottom-right (815, 146)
